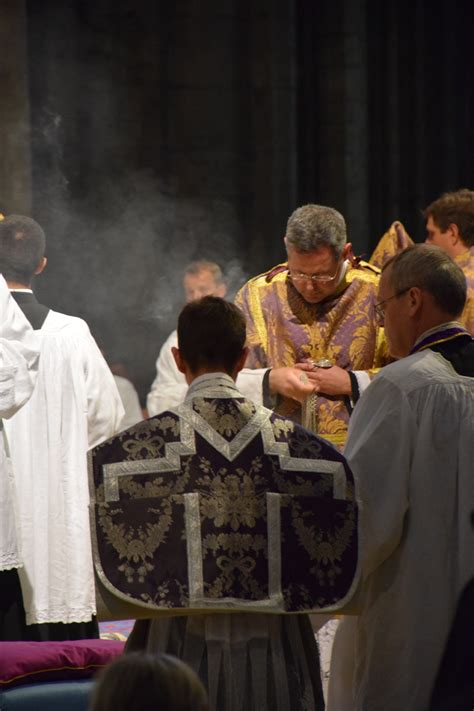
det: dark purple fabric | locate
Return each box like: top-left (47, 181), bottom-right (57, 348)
top-left (90, 397), bottom-right (358, 614)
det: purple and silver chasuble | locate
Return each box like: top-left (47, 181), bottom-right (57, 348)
top-left (89, 374), bottom-right (359, 618)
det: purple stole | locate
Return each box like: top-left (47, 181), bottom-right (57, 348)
top-left (410, 325), bottom-right (472, 356)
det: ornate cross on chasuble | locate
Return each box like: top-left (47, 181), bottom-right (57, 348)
top-left (89, 374), bottom-right (359, 621)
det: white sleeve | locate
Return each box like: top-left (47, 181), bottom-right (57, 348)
top-left (146, 330), bottom-right (188, 415)
top-left (235, 368), bottom-right (267, 406)
top-left (352, 370), bottom-right (371, 397)
top-left (114, 376), bottom-right (143, 429)
top-left (80, 330), bottom-right (125, 447)
top-left (0, 275), bottom-right (40, 418)
top-left (344, 375), bottom-right (415, 580)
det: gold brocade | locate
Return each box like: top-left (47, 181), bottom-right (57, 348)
top-left (236, 262), bottom-right (389, 445)
top-left (369, 220), bottom-right (414, 269)
top-left (455, 247), bottom-right (474, 334)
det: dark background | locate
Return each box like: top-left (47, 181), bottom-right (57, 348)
top-left (3, 0), bottom-right (474, 402)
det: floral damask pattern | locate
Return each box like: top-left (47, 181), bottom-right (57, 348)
top-left (287, 426), bottom-right (324, 459)
top-left (192, 397), bottom-right (256, 440)
top-left (111, 415), bottom-right (182, 461)
top-left (96, 497), bottom-right (174, 584)
top-left (235, 261), bottom-right (388, 444)
top-left (202, 532), bottom-right (268, 598)
top-left (196, 457), bottom-right (266, 531)
top-left (290, 502), bottom-right (357, 587)
top-left (455, 246), bottom-right (474, 333)
top-left (271, 416), bottom-right (294, 439)
top-left (91, 390), bottom-right (358, 613)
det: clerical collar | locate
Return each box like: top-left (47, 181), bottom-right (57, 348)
top-left (330, 259), bottom-right (351, 298)
top-left (185, 372), bottom-right (239, 401)
top-left (410, 321), bottom-right (472, 355)
top-left (337, 259), bottom-right (350, 285)
top-left (9, 288), bottom-right (33, 293)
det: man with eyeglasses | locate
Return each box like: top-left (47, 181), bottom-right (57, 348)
top-left (328, 245), bottom-right (474, 711)
top-left (235, 204), bottom-right (388, 447)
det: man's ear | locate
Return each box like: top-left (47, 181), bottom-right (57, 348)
top-left (34, 257), bottom-right (47, 276)
top-left (407, 286), bottom-right (424, 316)
top-left (216, 283), bottom-right (227, 298)
top-left (171, 346), bottom-right (187, 375)
top-left (234, 347), bottom-right (249, 376)
top-left (342, 243), bottom-right (352, 260)
top-left (447, 223), bottom-right (461, 245)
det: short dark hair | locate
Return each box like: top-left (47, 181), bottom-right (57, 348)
top-left (177, 296), bottom-right (246, 374)
top-left (0, 215), bottom-right (46, 284)
top-left (89, 652), bottom-right (208, 711)
top-left (422, 189), bottom-right (474, 247)
top-left (383, 244), bottom-right (467, 317)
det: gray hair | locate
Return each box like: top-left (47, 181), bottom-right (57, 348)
top-left (285, 204), bottom-right (347, 257)
top-left (383, 244), bottom-right (467, 317)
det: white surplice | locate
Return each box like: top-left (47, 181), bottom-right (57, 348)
top-left (147, 329), bottom-right (266, 414)
top-left (328, 350), bottom-right (474, 711)
top-left (4, 310), bottom-right (124, 624)
top-left (113, 374), bottom-right (143, 429)
top-left (0, 278), bottom-right (39, 571)
top-left (147, 330), bottom-right (186, 415)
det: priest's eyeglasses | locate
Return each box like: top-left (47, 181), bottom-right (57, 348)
top-left (288, 262), bottom-right (341, 283)
top-left (375, 287), bottom-right (410, 322)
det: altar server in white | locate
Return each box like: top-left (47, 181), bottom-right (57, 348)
top-left (328, 245), bottom-right (474, 711)
top-left (0, 215), bottom-right (124, 639)
top-left (0, 272), bottom-right (40, 639)
top-left (147, 260), bottom-right (269, 413)
top-left (147, 260), bottom-right (227, 415)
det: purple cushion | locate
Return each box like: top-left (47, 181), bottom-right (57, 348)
top-left (0, 640), bottom-right (124, 688)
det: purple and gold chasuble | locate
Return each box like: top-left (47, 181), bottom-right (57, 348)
top-left (235, 261), bottom-right (389, 447)
top-left (371, 228), bottom-right (473, 335)
top-left (368, 220), bottom-right (413, 269)
top-left (455, 247), bottom-right (474, 334)
top-left (90, 374), bottom-right (358, 618)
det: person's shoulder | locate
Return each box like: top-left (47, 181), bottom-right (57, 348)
top-left (44, 309), bottom-right (89, 332)
top-left (345, 259), bottom-right (381, 287)
top-left (376, 350), bottom-right (471, 393)
top-left (93, 409), bottom-right (180, 454)
top-left (42, 310), bottom-right (91, 336)
top-left (114, 374), bottom-right (137, 396)
top-left (239, 263), bottom-right (288, 292)
top-left (455, 246), bottom-right (474, 275)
